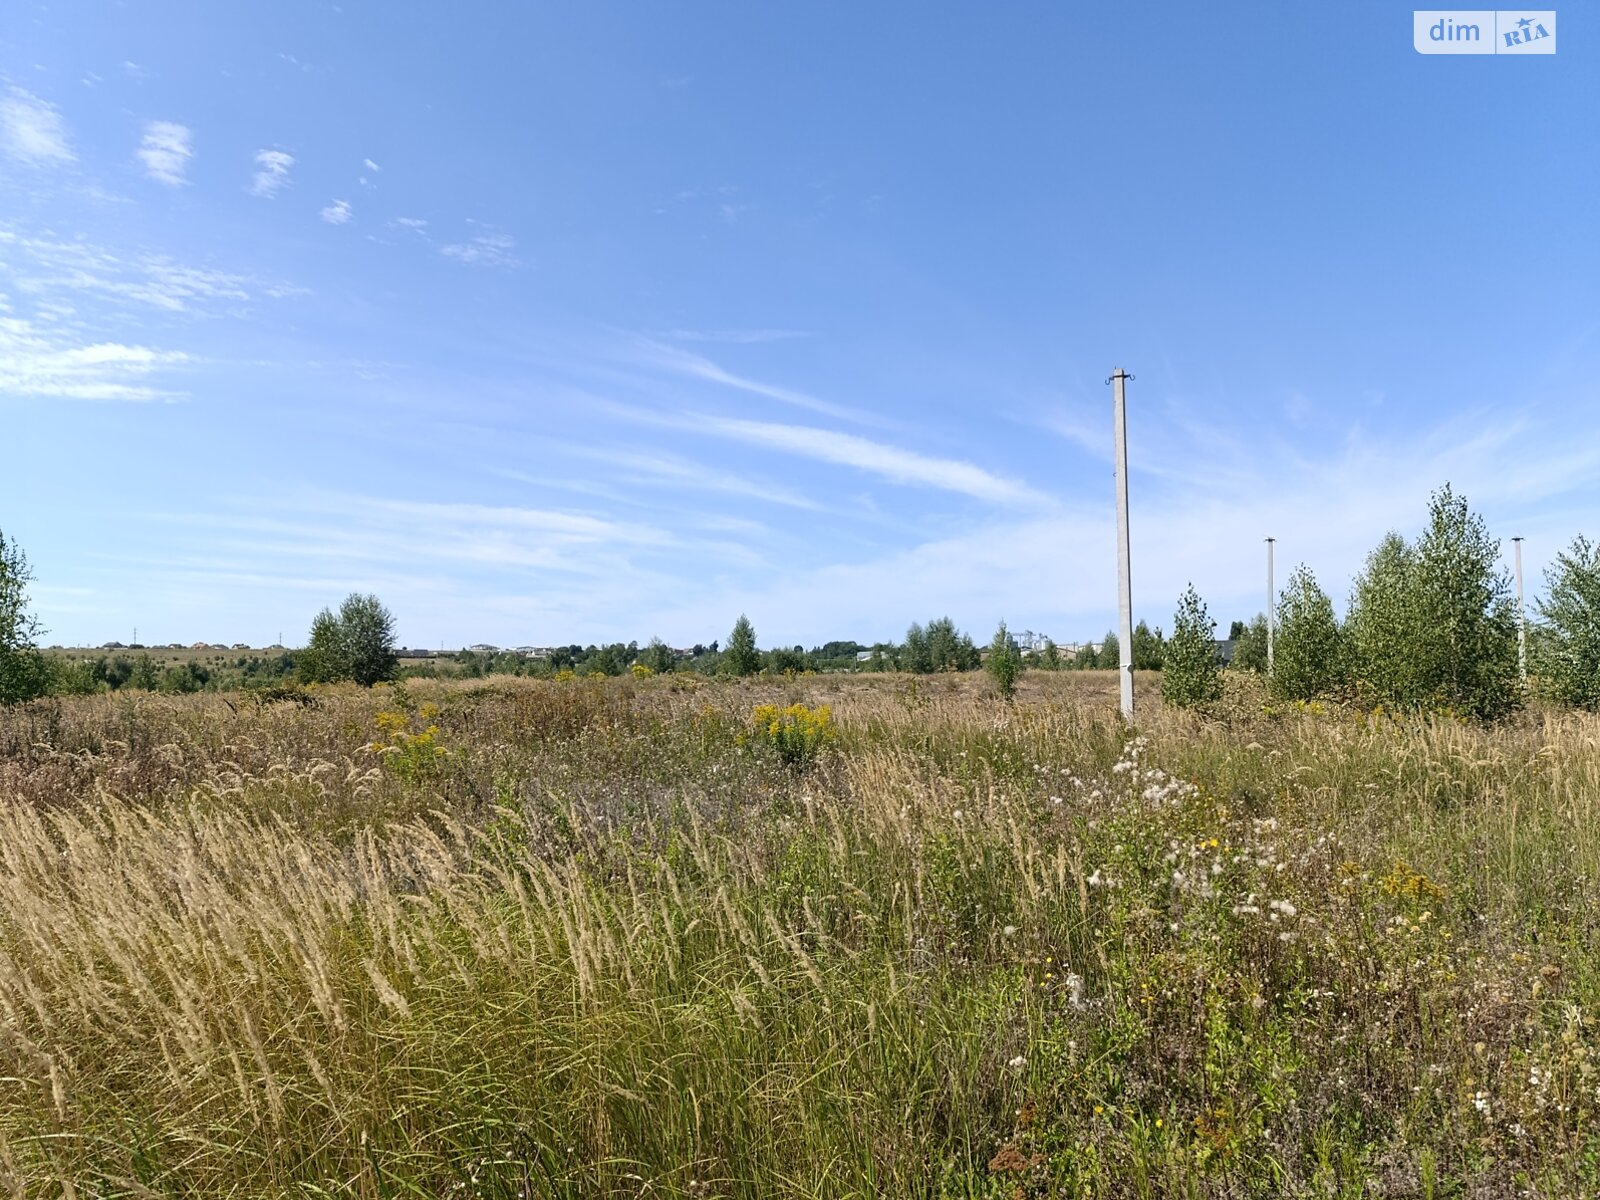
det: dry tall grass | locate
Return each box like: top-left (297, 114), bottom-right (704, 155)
top-left (1, 674), bottom-right (1598, 1196)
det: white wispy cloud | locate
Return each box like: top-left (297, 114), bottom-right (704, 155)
top-left (542, 445), bottom-right (827, 512)
top-left (0, 87), bottom-right (73, 166)
top-left (0, 313), bottom-right (188, 400)
top-left (320, 198), bottom-right (352, 225)
top-left (362, 157), bottom-right (380, 172)
top-left (628, 409), bottom-right (1600, 647)
top-left (1, 227), bottom-right (302, 316)
top-left (249, 149), bottom-right (294, 197)
top-left (440, 231), bottom-right (518, 268)
top-left (699, 415), bottom-right (1055, 508)
top-left (161, 492), bottom-right (684, 585)
top-left (639, 340), bottom-right (866, 423)
top-left (136, 120), bottom-right (192, 186)
top-left (659, 328), bottom-right (809, 344)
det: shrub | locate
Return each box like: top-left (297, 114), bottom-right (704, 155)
top-left (987, 621), bottom-right (1022, 699)
top-left (1162, 584), bottom-right (1222, 708)
top-left (369, 705), bottom-right (447, 781)
top-left (747, 702), bottom-right (836, 767)
top-left (640, 638), bottom-right (677, 675)
top-left (1535, 534), bottom-right (1600, 710)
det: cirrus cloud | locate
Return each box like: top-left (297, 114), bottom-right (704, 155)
top-left (249, 149), bottom-right (294, 197)
top-left (0, 87), bottom-right (73, 166)
top-left (137, 120), bottom-right (193, 186)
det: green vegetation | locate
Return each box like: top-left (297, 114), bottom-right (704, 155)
top-left (987, 619), bottom-right (1022, 698)
top-left (1270, 565), bottom-right (1344, 702)
top-left (0, 529), bottom-right (50, 705)
top-left (1346, 486), bottom-right (1519, 718)
top-left (904, 616), bottom-right (983, 674)
top-left (2, 674), bottom-right (1600, 1195)
top-left (298, 592), bottom-right (400, 687)
top-left (1229, 614), bottom-right (1269, 674)
top-left (1131, 618), bottom-right (1167, 671)
top-left (1536, 535), bottom-right (1600, 710)
top-left (1162, 583), bottom-right (1222, 708)
top-left (723, 613), bottom-right (761, 677)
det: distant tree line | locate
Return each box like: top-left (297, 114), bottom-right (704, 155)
top-left (4, 482), bottom-right (1599, 718)
top-left (1162, 484), bottom-right (1600, 719)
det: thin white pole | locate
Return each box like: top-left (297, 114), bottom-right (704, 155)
top-left (1265, 537), bottom-right (1275, 676)
top-left (1513, 536), bottom-right (1527, 685)
top-left (1111, 368), bottom-right (1135, 718)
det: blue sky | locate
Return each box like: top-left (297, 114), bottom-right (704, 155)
top-left (2, 2), bottom-right (1596, 650)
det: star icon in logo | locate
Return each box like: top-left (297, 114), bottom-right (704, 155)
top-left (1517, 16), bottom-right (1534, 29)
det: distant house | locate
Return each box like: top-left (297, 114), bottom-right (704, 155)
top-left (232, 642), bottom-right (251, 650)
top-left (1213, 639), bottom-right (1237, 666)
top-left (190, 642), bottom-right (211, 650)
top-left (468, 644), bottom-right (500, 654)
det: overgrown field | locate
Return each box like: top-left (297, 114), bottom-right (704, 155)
top-left (2, 673), bottom-right (1599, 1197)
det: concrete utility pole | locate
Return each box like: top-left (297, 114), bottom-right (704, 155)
top-left (1265, 537), bottom-right (1276, 676)
top-left (1512, 537), bottom-right (1527, 685)
top-left (1110, 368), bottom-right (1135, 718)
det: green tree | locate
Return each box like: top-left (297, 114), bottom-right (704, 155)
top-left (1039, 638), bottom-right (1061, 670)
top-left (1162, 584), bottom-right (1222, 708)
top-left (1097, 631), bottom-right (1120, 671)
top-left (908, 616), bottom-right (978, 672)
top-left (641, 638), bottom-right (677, 675)
top-left (987, 620), bottom-right (1022, 699)
top-left (129, 653), bottom-right (160, 691)
top-left (1348, 487), bottom-right (1518, 718)
top-left (1412, 486), bottom-right (1518, 717)
top-left (1271, 566), bottom-right (1345, 701)
top-left (297, 608), bottom-right (346, 684)
top-left (159, 661), bottom-right (210, 694)
top-left (724, 614), bottom-right (760, 677)
top-left (1132, 620), bottom-right (1166, 670)
top-left (339, 594), bottom-right (399, 686)
top-left (767, 645), bottom-right (805, 674)
top-left (1535, 534), bottom-right (1600, 710)
top-left (297, 594), bottom-right (398, 686)
top-left (103, 655), bottom-right (134, 690)
top-left (1346, 532), bottom-right (1418, 703)
top-left (925, 616), bottom-right (969, 671)
top-left (0, 530), bottom-right (51, 705)
top-left (902, 622), bottom-right (932, 674)
top-left (1230, 614), bottom-right (1269, 673)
